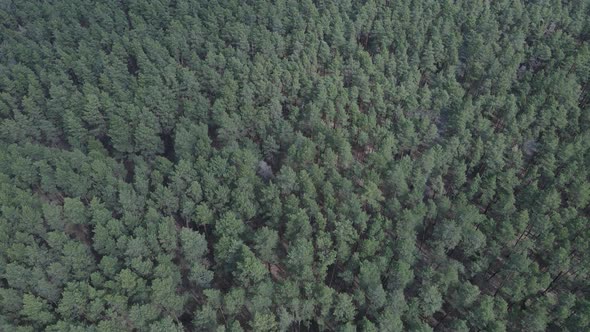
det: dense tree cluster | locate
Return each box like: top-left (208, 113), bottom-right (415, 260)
top-left (1, 0), bottom-right (590, 331)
